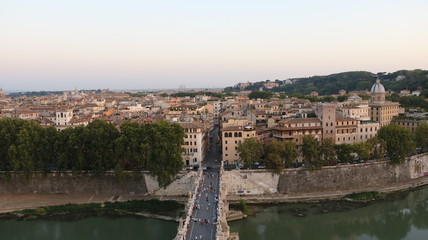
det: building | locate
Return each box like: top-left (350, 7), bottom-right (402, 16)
top-left (315, 103), bottom-right (336, 141)
top-left (263, 82), bottom-right (279, 89)
top-left (180, 121), bottom-right (207, 167)
top-left (271, 118), bottom-right (323, 145)
top-left (369, 79), bottom-right (400, 126)
top-left (221, 125), bottom-right (256, 164)
top-left (341, 105), bottom-right (370, 121)
top-left (392, 117), bottom-right (428, 133)
top-left (55, 109), bottom-right (73, 126)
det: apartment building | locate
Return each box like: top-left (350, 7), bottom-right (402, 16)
top-left (180, 121), bottom-right (207, 166)
top-left (221, 125), bottom-right (256, 164)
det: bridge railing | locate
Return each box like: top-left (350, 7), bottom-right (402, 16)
top-left (215, 160), bottom-right (231, 240)
top-left (174, 163), bottom-right (203, 240)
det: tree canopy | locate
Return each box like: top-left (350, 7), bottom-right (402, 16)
top-left (0, 118), bottom-right (184, 187)
top-left (248, 91), bottom-right (273, 100)
top-left (377, 124), bottom-right (415, 164)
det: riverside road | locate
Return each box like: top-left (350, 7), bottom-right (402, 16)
top-left (187, 125), bottom-right (221, 240)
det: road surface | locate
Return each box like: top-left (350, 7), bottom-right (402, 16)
top-left (187, 125), bottom-right (221, 240)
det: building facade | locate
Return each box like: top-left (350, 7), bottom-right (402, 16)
top-left (369, 79), bottom-right (400, 126)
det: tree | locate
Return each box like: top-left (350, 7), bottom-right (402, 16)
top-left (302, 136), bottom-right (320, 169)
top-left (335, 144), bottom-right (353, 163)
top-left (85, 120), bottom-right (120, 176)
top-left (378, 124), bottom-right (415, 164)
top-left (263, 140), bottom-right (297, 172)
top-left (248, 91), bottom-right (273, 100)
top-left (366, 136), bottom-right (385, 160)
top-left (282, 141), bottom-right (298, 168)
top-left (236, 138), bottom-right (263, 167)
top-left (320, 138), bottom-right (336, 165)
top-left (264, 140), bottom-right (283, 173)
top-left (352, 142), bottom-right (371, 160)
top-left (144, 121), bottom-right (184, 188)
top-left (115, 122), bottom-right (144, 173)
top-left (336, 95), bottom-right (349, 102)
top-left (415, 123), bottom-right (428, 152)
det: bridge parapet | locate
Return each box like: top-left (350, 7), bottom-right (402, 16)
top-left (174, 164), bottom-right (203, 240)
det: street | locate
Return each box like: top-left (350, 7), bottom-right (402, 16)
top-left (187, 125), bottom-right (221, 240)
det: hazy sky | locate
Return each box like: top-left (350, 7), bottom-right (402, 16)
top-left (1, 0), bottom-right (427, 91)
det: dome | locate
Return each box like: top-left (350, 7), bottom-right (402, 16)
top-left (371, 79), bottom-right (385, 93)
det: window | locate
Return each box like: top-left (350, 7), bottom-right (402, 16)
top-left (225, 141), bottom-right (228, 144)
top-left (238, 132), bottom-right (242, 137)
top-left (234, 132), bottom-right (238, 137)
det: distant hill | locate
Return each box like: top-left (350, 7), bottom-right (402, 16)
top-left (225, 69), bottom-right (428, 95)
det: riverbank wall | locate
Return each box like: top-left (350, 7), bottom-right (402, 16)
top-left (0, 170), bottom-right (197, 197)
top-left (223, 153), bottom-right (428, 203)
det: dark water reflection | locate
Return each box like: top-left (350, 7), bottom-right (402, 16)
top-left (0, 216), bottom-right (177, 240)
top-left (229, 186), bottom-right (428, 240)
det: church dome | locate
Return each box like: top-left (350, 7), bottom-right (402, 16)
top-left (371, 79), bottom-right (385, 93)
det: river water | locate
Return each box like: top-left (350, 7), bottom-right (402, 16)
top-left (0, 216), bottom-right (177, 240)
top-left (229, 186), bottom-right (428, 240)
top-left (1, 186), bottom-right (427, 240)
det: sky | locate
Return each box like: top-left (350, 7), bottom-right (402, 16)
top-left (0, 0), bottom-right (427, 91)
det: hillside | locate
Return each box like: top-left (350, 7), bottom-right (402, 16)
top-left (226, 70), bottom-right (428, 95)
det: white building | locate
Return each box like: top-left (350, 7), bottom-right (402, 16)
top-left (55, 109), bottom-right (73, 126)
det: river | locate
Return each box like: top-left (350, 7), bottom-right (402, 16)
top-left (229, 186), bottom-right (428, 240)
top-left (0, 216), bottom-right (177, 240)
top-left (1, 186), bottom-right (427, 240)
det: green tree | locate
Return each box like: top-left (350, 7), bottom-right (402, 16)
top-left (144, 121), bottom-right (184, 188)
top-left (352, 142), bottom-right (371, 160)
top-left (320, 138), bottom-right (336, 165)
top-left (378, 124), bottom-right (415, 164)
top-left (302, 136), bottom-right (321, 169)
top-left (236, 138), bottom-right (263, 167)
top-left (335, 144), bottom-right (353, 163)
top-left (115, 122), bottom-right (144, 173)
top-left (415, 123), bottom-right (428, 152)
top-left (248, 91), bottom-right (273, 100)
top-left (282, 141), bottom-right (298, 168)
top-left (263, 140), bottom-right (297, 172)
top-left (85, 120), bottom-right (120, 176)
top-left (264, 140), bottom-right (283, 173)
top-left (366, 136), bottom-right (385, 160)
top-left (336, 95), bottom-right (349, 102)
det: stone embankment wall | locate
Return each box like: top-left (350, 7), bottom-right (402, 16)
top-left (0, 170), bottom-right (196, 197)
top-left (224, 153), bottom-right (428, 197)
top-left (0, 173), bottom-right (148, 195)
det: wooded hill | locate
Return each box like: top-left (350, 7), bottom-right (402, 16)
top-left (225, 69), bottom-right (428, 96)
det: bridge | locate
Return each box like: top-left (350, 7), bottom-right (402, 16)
top-left (174, 126), bottom-right (235, 240)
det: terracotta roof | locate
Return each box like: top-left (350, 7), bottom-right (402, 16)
top-left (178, 121), bottom-right (205, 129)
top-left (336, 117), bottom-right (358, 122)
top-left (279, 118), bottom-right (321, 124)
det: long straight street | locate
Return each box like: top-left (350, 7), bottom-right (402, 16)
top-left (187, 125), bottom-right (221, 240)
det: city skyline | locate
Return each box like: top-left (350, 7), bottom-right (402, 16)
top-left (1, 0), bottom-right (427, 91)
